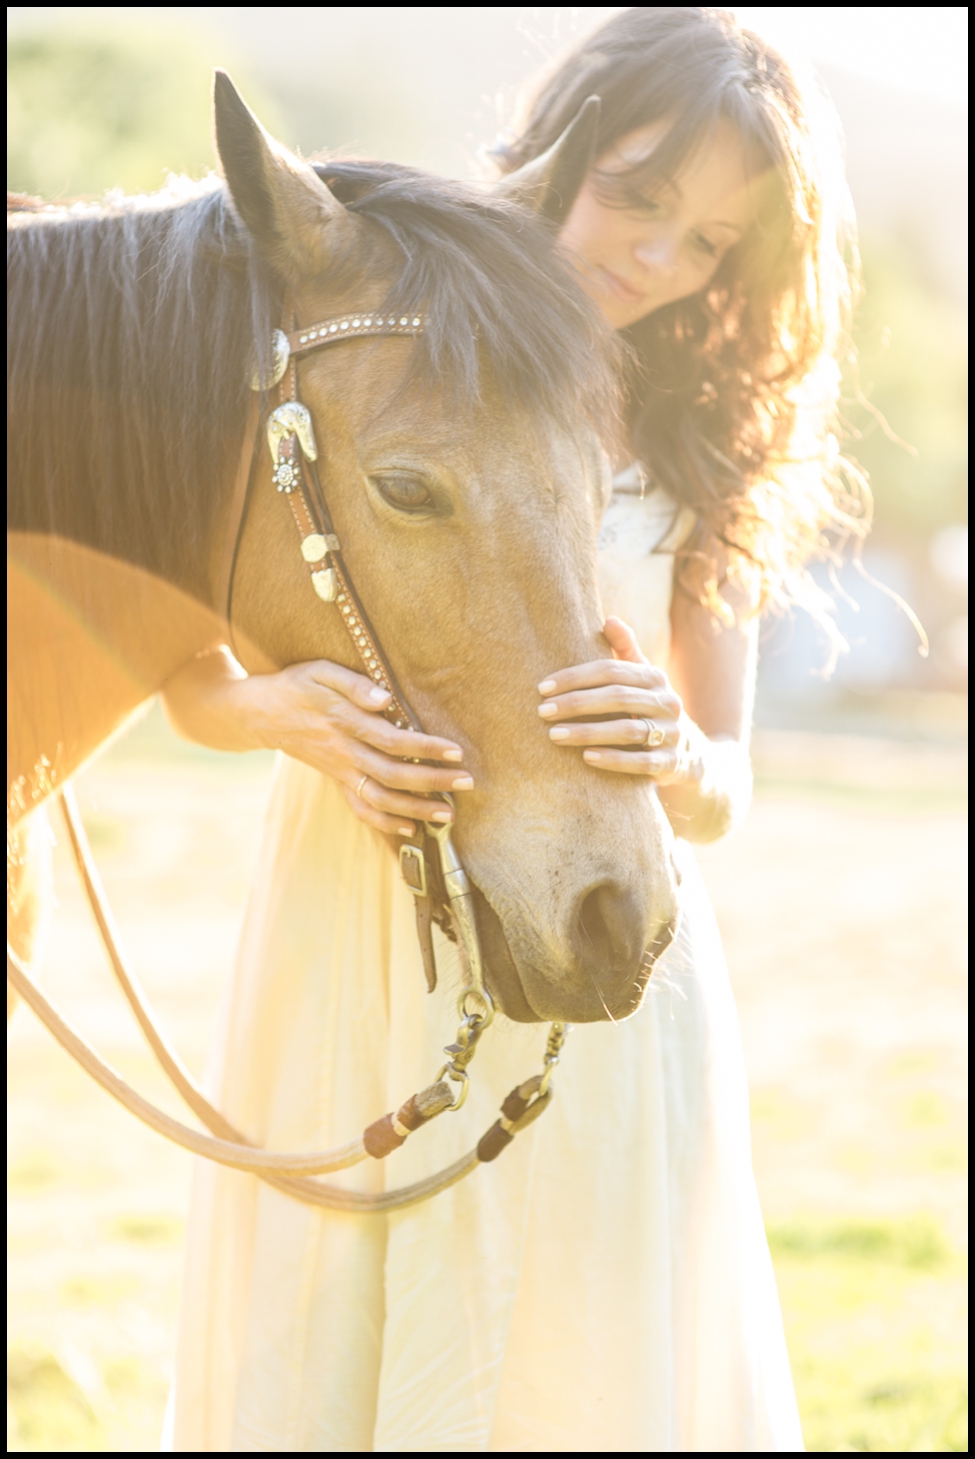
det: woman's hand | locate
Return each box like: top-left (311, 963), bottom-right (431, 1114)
top-left (162, 649), bottom-right (472, 837)
top-left (537, 616), bottom-right (691, 783)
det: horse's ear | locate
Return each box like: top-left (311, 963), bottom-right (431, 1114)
top-left (493, 96), bottom-right (600, 225)
top-left (213, 70), bottom-right (354, 278)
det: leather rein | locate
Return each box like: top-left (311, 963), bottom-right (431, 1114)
top-left (7, 305), bottom-right (569, 1214)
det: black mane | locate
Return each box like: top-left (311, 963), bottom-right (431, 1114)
top-left (7, 165), bottom-right (617, 602)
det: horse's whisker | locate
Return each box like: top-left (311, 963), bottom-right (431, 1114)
top-left (588, 969), bottom-right (618, 1025)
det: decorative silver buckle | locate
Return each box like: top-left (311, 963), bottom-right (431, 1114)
top-left (267, 401), bottom-right (317, 463)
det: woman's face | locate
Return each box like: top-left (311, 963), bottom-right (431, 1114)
top-left (560, 118), bottom-right (759, 329)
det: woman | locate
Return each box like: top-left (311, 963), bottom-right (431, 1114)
top-left (164, 9), bottom-right (863, 1450)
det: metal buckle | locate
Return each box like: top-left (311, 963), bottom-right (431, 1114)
top-left (267, 401), bottom-right (318, 463)
top-left (399, 843), bottom-right (427, 898)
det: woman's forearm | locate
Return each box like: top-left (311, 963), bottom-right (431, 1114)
top-left (656, 718), bottom-right (753, 844)
top-left (161, 647), bottom-right (266, 753)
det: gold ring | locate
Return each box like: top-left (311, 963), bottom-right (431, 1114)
top-left (642, 719), bottom-right (665, 748)
top-left (356, 775), bottom-right (369, 799)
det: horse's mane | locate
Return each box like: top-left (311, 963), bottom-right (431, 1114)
top-left (7, 165), bottom-right (617, 602)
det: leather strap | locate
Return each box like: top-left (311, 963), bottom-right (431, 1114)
top-left (228, 323), bottom-right (450, 961)
top-left (413, 896), bottom-right (438, 994)
top-left (297, 450), bottom-right (422, 732)
top-left (287, 310), bottom-right (424, 359)
top-left (249, 307), bottom-right (472, 991)
top-left (8, 791), bottom-right (555, 1212)
top-left (219, 392), bottom-right (262, 632)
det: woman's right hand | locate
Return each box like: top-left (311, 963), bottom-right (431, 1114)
top-left (161, 649), bottom-right (472, 837)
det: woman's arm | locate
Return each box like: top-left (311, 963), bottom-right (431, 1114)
top-left (655, 576), bottom-right (757, 842)
top-left (161, 647), bottom-right (473, 836)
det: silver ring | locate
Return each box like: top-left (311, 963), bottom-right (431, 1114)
top-left (356, 775), bottom-right (369, 800)
top-left (640, 719), bottom-right (665, 748)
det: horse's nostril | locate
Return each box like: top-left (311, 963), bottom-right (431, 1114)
top-left (576, 883), bottom-right (643, 970)
top-left (578, 887), bottom-right (607, 958)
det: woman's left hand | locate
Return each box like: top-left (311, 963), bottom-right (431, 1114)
top-left (538, 616), bottom-right (690, 784)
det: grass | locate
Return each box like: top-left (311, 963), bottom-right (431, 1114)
top-left (768, 1215), bottom-right (967, 1451)
top-left (7, 1341), bottom-right (170, 1453)
top-left (9, 1217), bottom-right (964, 1453)
top-left (7, 707), bottom-right (968, 1451)
top-left (7, 1348), bottom-right (104, 1452)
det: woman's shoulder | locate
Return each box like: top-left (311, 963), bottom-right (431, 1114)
top-left (604, 464), bottom-right (697, 555)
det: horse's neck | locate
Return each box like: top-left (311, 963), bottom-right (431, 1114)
top-left (7, 532), bottom-right (224, 818)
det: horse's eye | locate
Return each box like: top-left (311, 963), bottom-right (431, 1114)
top-left (372, 473), bottom-right (434, 513)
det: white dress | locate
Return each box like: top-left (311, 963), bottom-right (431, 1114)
top-left (167, 480), bottom-right (803, 1452)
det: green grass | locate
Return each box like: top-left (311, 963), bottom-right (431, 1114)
top-left (108, 1213), bottom-right (184, 1245)
top-left (7, 1341), bottom-right (169, 1453)
top-left (770, 1216), bottom-right (968, 1452)
top-left (7, 1347), bottom-right (106, 1452)
top-left (8, 1216), bottom-right (965, 1452)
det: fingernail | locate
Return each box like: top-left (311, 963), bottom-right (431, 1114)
top-left (538, 679), bottom-right (556, 694)
top-left (549, 727), bottom-right (570, 741)
top-left (442, 749), bottom-right (463, 762)
top-left (537, 702), bottom-right (557, 718)
top-left (431, 809), bottom-right (452, 822)
top-left (584, 750), bottom-right (601, 763)
top-left (369, 687), bottom-right (390, 704)
top-left (398, 825), bottom-right (415, 837)
top-left (451, 776), bottom-right (474, 790)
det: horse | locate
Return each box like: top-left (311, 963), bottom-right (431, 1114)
top-left (8, 72), bottom-right (679, 1036)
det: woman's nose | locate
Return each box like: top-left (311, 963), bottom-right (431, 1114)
top-left (634, 239), bottom-right (680, 277)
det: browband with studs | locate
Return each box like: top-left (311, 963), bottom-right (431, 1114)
top-left (252, 312), bottom-right (425, 392)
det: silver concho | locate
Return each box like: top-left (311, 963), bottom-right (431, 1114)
top-left (311, 568), bottom-right (338, 601)
top-left (267, 401), bottom-right (318, 463)
top-left (272, 459), bottom-right (299, 493)
top-left (249, 328), bottom-right (290, 392)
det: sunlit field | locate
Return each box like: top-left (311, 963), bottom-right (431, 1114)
top-left (7, 706), bottom-right (967, 1452)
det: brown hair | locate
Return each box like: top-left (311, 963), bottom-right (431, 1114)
top-left (493, 6), bottom-right (869, 641)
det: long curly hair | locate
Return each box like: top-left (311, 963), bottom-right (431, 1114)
top-left (491, 6), bottom-right (869, 641)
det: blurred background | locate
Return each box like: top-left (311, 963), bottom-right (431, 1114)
top-left (7, 7), bottom-right (968, 1453)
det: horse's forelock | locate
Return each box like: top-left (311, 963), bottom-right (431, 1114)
top-left (319, 161), bottom-right (620, 443)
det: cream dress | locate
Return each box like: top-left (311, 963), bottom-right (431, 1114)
top-left (167, 478), bottom-right (803, 1452)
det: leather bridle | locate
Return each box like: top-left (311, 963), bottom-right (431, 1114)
top-left (7, 304), bottom-right (570, 1213)
top-left (229, 308), bottom-right (483, 1012)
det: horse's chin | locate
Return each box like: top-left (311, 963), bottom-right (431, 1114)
top-left (472, 888), bottom-right (542, 1023)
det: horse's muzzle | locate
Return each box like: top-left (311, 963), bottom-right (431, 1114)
top-left (472, 883), bottom-right (679, 1024)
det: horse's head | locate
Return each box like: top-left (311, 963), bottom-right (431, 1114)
top-left (217, 74), bottom-right (680, 1023)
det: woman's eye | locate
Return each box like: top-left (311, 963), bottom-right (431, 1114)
top-left (626, 196), bottom-right (661, 219)
top-left (693, 234), bottom-right (719, 258)
top-left (372, 474), bottom-right (434, 513)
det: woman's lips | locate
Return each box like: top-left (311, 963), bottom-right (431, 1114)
top-left (593, 264), bottom-right (645, 306)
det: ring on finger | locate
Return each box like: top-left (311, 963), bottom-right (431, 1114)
top-left (356, 774), bottom-right (370, 800)
top-left (639, 718), bottom-right (665, 748)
